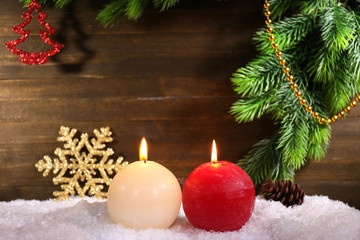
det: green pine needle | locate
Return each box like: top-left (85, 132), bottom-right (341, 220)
top-left (231, 55), bottom-right (284, 97)
top-left (307, 121), bottom-right (331, 161)
top-left (230, 95), bottom-right (273, 123)
top-left (268, 0), bottom-right (293, 20)
top-left (126, 0), bottom-right (150, 20)
top-left (277, 111), bottom-right (309, 170)
top-left (348, 35), bottom-right (360, 90)
top-left (320, 4), bottom-right (356, 52)
top-left (324, 60), bottom-right (355, 113)
top-left (153, 0), bottom-right (179, 12)
top-left (232, 1), bottom-right (360, 186)
top-left (52, 0), bottom-right (71, 8)
top-left (305, 5), bottom-right (357, 84)
top-left (254, 14), bottom-right (315, 54)
top-left (295, 0), bottom-right (337, 16)
top-left (20, 0), bottom-right (180, 26)
top-left (96, 0), bottom-right (129, 27)
top-left (238, 137), bottom-right (294, 186)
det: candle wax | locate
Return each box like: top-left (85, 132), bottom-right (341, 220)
top-left (182, 161), bottom-right (255, 232)
top-left (107, 160), bottom-right (182, 229)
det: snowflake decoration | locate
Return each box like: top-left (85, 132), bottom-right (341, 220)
top-left (35, 126), bottom-right (128, 201)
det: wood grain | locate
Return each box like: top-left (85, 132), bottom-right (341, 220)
top-left (0, 0), bottom-right (359, 210)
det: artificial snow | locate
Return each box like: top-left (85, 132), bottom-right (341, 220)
top-left (0, 195), bottom-right (359, 240)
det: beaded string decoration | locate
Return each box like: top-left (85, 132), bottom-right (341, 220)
top-left (5, 0), bottom-right (64, 65)
top-left (263, 0), bottom-right (360, 125)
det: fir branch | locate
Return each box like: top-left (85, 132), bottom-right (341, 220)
top-left (52, 0), bottom-right (71, 7)
top-left (254, 14), bottom-right (315, 54)
top-left (21, 0), bottom-right (180, 26)
top-left (266, 64), bottom-right (311, 120)
top-left (96, 0), bottom-right (129, 27)
top-left (230, 94), bottom-right (273, 123)
top-left (126, 0), bottom-right (150, 20)
top-left (305, 40), bottom-right (340, 84)
top-left (233, 0), bottom-right (360, 186)
top-left (231, 55), bottom-right (285, 97)
top-left (277, 109), bottom-right (309, 170)
top-left (22, 0), bottom-right (72, 7)
top-left (295, 0), bottom-right (337, 16)
top-left (323, 58), bottom-right (355, 113)
top-left (270, 72), bottom-right (311, 169)
top-left (153, 0), bottom-right (179, 12)
top-left (238, 137), bottom-right (294, 186)
top-left (320, 5), bottom-right (356, 52)
top-left (268, 0), bottom-right (294, 20)
top-left (306, 5), bottom-right (357, 84)
top-left (348, 33), bottom-right (360, 90)
top-left (307, 121), bottom-right (331, 161)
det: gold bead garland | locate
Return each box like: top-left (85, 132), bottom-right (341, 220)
top-left (263, 0), bottom-right (360, 125)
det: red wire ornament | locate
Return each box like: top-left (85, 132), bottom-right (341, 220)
top-left (5, 0), bottom-right (64, 65)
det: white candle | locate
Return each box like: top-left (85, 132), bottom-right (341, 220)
top-left (107, 138), bottom-right (182, 229)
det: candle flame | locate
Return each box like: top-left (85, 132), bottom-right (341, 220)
top-left (139, 137), bottom-right (147, 161)
top-left (211, 139), bottom-right (217, 163)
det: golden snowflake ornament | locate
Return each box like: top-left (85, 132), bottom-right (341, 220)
top-left (35, 126), bottom-right (128, 201)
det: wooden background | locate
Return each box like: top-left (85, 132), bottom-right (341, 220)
top-left (0, 0), bottom-right (359, 209)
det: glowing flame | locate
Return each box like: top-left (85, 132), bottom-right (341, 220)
top-left (139, 137), bottom-right (147, 161)
top-left (211, 139), bottom-right (217, 163)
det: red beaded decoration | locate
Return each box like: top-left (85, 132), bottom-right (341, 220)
top-left (5, 0), bottom-right (64, 65)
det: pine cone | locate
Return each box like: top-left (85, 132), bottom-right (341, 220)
top-left (260, 179), bottom-right (305, 207)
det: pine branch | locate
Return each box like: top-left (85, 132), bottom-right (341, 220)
top-left (126, 0), bottom-right (150, 20)
top-left (254, 14), bottom-right (315, 54)
top-left (277, 109), bottom-right (309, 170)
top-left (268, 0), bottom-right (294, 20)
top-left (230, 94), bottom-right (273, 123)
top-left (307, 120), bottom-right (331, 160)
top-left (238, 137), bottom-right (294, 186)
top-left (96, 0), bottom-right (130, 27)
top-left (21, 0), bottom-right (180, 26)
top-left (295, 0), bottom-right (337, 16)
top-left (22, 0), bottom-right (71, 7)
top-left (323, 58), bottom-right (355, 113)
top-left (153, 0), bottom-right (179, 12)
top-left (231, 55), bottom-right (285, 97)
top-left (320, 4), bottom-right (356, 52)
top-left (305, 6), bottom-right (357, 84)
top-left (348, 19), bottom-right (360, 90)
top-left (267, 58), bottom-right (313, 117)
top-left (232, 0), bottom-right (360, 186)
top-left (268, 69), bottom-right (312, 169)
top-left (53, 0), bottom-right (71, 7)
top-left (305, 39), bottom-right (340, 84)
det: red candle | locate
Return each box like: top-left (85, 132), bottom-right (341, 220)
top-left (182, 140), bottom-right (255, 232)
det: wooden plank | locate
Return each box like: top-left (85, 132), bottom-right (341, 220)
top-left (0, 76), bottom-right (236, 100)
top-left (0, 117), bottom-right (276, 201)
top-left (295, 159), bottom-right (360, 181)
top-left (0, 32), bottom-right (254, 58)
top-left (0, 55), bottom-right (252, 79)
top-left (0, 98), bottom-right (244, 123)
top-left (0, 117), bottom-right (276, 163)
top-left (0, 186), bottom-right (57, 201)
top-left (295, 181), bottom-right (360, 209)
top-left (0, 0), bottom-right (263, 34)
